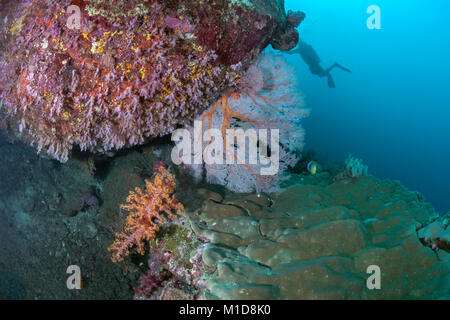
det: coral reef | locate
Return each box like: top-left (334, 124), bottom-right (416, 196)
top-left (183, 172), bottom-right (450, 299)
top-left (5, 1), bottom-right (444, 300)
top-left (108, 166), bottom-right (184, 263)
top-left (1, 131), bottom-right (448, 300)
top-left (0, 0), bottom-right (300, 162)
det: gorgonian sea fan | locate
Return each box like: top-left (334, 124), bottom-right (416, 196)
top-left (181, 52), bottom-right (309, 193)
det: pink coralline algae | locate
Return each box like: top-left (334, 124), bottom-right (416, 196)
top-left (0, 0), bottom-right (301, 162)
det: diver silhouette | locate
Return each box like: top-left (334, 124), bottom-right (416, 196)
top-left (287, 39), bottom-right (351, 88)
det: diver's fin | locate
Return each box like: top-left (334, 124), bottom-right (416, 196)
top-left (327, 74), bottom-right (336, 88)
top-left (334, 62), bottom-right (351, 73)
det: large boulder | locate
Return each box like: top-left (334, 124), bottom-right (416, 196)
top-left (0, 0), bottom-right (301, 162)
top-left (184, 174), bottom-right (450, 299)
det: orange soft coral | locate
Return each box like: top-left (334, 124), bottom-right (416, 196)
top-left (108, 167), bottom-right (184, 263)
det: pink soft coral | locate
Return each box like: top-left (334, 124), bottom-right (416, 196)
top-left (108, 167), bottom-right (184, 263)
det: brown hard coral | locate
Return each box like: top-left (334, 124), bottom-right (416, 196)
top-left (184, 174), bottom-right (450, 299)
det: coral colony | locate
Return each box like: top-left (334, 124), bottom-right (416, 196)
top-left (108, 166), bottom-right (183, 263)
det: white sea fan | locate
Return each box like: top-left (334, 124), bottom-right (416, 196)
top-left (182, 52), bottom-right (308, 193)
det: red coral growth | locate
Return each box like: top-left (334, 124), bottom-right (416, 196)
top-left (191, 1), bottom-right (273, 66)
top-left (108, 166), bottom-right (184, 263)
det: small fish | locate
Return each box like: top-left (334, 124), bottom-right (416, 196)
top-left (307, 160), bottom-right (318, 175)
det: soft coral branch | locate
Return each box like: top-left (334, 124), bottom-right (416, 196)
top-left (108, 167), bottom-right (184, 263)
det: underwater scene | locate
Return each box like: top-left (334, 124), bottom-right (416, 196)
top-left (0, 0), bottom-right (448, 302)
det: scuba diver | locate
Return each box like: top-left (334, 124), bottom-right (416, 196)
top-left (287, 39), bottom-right (351, 88)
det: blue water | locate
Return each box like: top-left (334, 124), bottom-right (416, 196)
top-left (284, 0), bottom-right (450, 213)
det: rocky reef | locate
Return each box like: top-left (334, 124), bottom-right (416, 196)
top-left (0, 0), bottom-right (300, 162)
top-left (0, 133), bottom-right (448, 299)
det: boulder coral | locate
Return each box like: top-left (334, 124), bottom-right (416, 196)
top-left (184, 173), bottom-right (450, 299)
